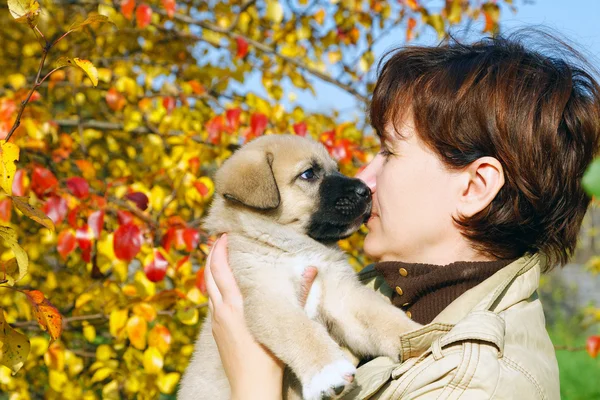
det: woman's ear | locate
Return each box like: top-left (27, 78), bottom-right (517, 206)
top-left (456, 157), bottom-right (504, 218)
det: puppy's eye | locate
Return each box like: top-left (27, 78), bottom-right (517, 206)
top-left (300, 168), bottom-right (316, 181)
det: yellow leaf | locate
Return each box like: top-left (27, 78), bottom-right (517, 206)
top-left (8, 0), bottom-right (40, 24)
top-left (96, 344), bottom-right (115, 361)
top-left (56, 57), bottom-right (99, 87)
top-left (83, 324), bottom-right (96, 343)
top-left (126, 315), bottom-right (147, 350)
top-left (91, 366), bottom-right (113, 383)
top-left (132, 303), bottom-right (156, 322)
top-left (0, 310), bottom-right (31, 375)
top-left (266, 0), bottom-right (284, 24)
top-left (157, 371), bottom-right (181, 394)
top-left (7, 74), bottom-right (27, 90)
top-left (0, 226), bottom-right (28, 283)
top-left (29, 336), bottom-right (49, 357)
top-left (11, 196), bottom-right (54, 231)
top-left (314, 9), bottom-right (325, 25)
top-left (2, 259), bottom-right (20, 286)
top-left (109, 309), bottom-right (128, 338)
top-left (328, 50), bottom-right (342, 65)
top-left (176, 308), bottom-right (198, 325)
top-left (49, 370), bottom-right (67, 391)
top-left (148, 324), bottom-right (171, 355)
top-left (142, 346), bottom-right (163, 374)
top-left (68, 12), bottom-right (114, 32)
top-left (0, 142), bottom-right (20, 196)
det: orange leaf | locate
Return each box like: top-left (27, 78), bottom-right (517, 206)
top-left (121, 0), bottom-right (135, 20)
top-left (126, 315), bottom-right (147, 350)
top-left (23, 290), bottom-right (63, 342)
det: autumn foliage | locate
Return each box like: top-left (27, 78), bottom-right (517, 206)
top-left (0, 0), bottom-right (578, 398)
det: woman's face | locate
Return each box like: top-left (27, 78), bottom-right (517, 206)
top-left (356, 119), bottom-right (464, 263)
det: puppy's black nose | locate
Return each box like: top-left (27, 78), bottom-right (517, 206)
top-left (355, 183), bottom-right (370, 198)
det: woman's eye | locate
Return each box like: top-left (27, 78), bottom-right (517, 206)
top-left (300, 168), bottom-right (316, 180)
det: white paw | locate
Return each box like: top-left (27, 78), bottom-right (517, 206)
top-left (302, 359), bottom-right (356, 400)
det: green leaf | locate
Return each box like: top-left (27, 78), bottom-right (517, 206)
top-left (0, 142), bottom-right (19, 196)
top-left (0, 226), bottom-right (28, 283)
top-left (68, 12), bottom-right (114, 33)
top-left (7, 0), bottom-right (40, 24)
top-left (11, 196), bottom-right (55, 232)
top-left (56, 57), bottom-right (99, 87)
top-left (583, 157), bottom-right (600, 198)
top-left (0, 309), bottom-right (31, 375)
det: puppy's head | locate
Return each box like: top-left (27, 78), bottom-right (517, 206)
top-left (214, 134), bottom-right (371, 243)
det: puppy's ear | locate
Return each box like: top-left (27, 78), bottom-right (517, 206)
top-left (215, 150), bottom-right (280, 210)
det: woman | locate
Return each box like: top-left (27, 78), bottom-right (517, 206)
top-left (203, 33), bottom-right (600, 399)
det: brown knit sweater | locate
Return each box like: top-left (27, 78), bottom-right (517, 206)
top-left (373, 259), bottom-right (513, 325)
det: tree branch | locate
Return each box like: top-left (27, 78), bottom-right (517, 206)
top-left (156, 9), bottom-right (368, 103)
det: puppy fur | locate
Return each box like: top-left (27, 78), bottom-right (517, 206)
top-left (178, 135), bottom-right (421, 400)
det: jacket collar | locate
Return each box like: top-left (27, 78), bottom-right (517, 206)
top-left (396, 253), bottom-right (545, 361)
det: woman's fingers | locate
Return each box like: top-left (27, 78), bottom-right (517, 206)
top-left (205, 236), bottom-right (223, 306)
top-left (299, 266), bottom-right (318, 307)
top-left (208, 234), bottom-right (243, 307)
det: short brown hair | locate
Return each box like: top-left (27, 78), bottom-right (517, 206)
top-left (370, 31), bottom-right (600, 269)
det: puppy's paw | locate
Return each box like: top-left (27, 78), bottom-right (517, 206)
top-left (302, 359), bottom-right (356, 400)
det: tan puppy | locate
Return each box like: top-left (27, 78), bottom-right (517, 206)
top-left (178, 135), bottom-right (421, 400)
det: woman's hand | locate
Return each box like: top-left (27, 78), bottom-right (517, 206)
top-left (205, 233), bottom-right (318, 400)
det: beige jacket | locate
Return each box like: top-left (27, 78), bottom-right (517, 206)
top-left (344, 253), bottom-right (560, 400)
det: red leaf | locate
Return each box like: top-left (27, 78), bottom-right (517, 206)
top-left (106, 87), bottom-right (126, 112)
top-left (293, 122), bottom-right (308, 137)
top-left (67, 205), bottom-right (80, 228)
top-left (125, 192), bottom-right (149, 211)
top-left (194, 181), bottom-right (209, 197)
top-left (12, 169), bottom-right (27, 197)
top-left (117, 210), bottom-right (134, 225)
top-left (162, 96), bottom-right (176, 115)
top-left (136, 3), bottom-right (152, 29)
top-left (195, 266), bottom-right (207, 294)
top-left (121, 0), bottom-right (135, 20)
top-left (320, 130), bottom-right (335, 150)
top-left (162, 0), bottom-right (176, 18)
top-left (249, 113), bottom-right (268, 138)
top-left (66, 177), bottom-right (89, 199)
top-left (161, 227), bottom-right (177, 251)
top-left (44, 196), bottom-right (68, 225)
top-left (57, 229), bottom-right (77, 259)
top-left (32, 167), bottom-right (58, 198)
top-left (188, 157), bottom-right (200, 175)
top-left (331, 138), bottom-right (353, 164)
top-left (88, 210), bottom-right (105, 239)
top-left (226, 108), bottom-right (242, 131)
top-left (235, 37), bottom-right (249, 59)
top-left (182, 228), bottom-right (199, 252)
top-left (144, 250), bottom-right (169, 282)
top-left (76, 225), bottom-right (93, 262)
top-left (23, 290), bottom-right (63, 342)
top-left (113, 223), bottom-right (143, 261)
top-left (76, 225), bottom-right (93, 251)
top-left (205, 115), bottom-right (225, 144)
top-left (587, 335), bottom-right (600, 358)
top-left (0, 198), bottom-right (11, 222)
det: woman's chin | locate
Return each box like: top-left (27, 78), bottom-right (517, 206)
top-left (362, 233), bottom-right (382, 261)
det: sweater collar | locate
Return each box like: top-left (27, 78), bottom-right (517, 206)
top-left (373, 259), bottom-right (514, 324)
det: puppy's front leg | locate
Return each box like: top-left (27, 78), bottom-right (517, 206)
top-left (322, 277), bottom-right (422, 362)
top-left (243, 288), bottom-right (355, 400)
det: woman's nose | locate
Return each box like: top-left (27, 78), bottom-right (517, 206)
top-left (355, 156), bottom-right (379, 193)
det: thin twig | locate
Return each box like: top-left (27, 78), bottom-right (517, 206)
top-left (6, 43), bottom-right (51, 142)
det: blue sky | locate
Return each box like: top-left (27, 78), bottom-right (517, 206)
top-left (239, 0), bottom-right (600, 122)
